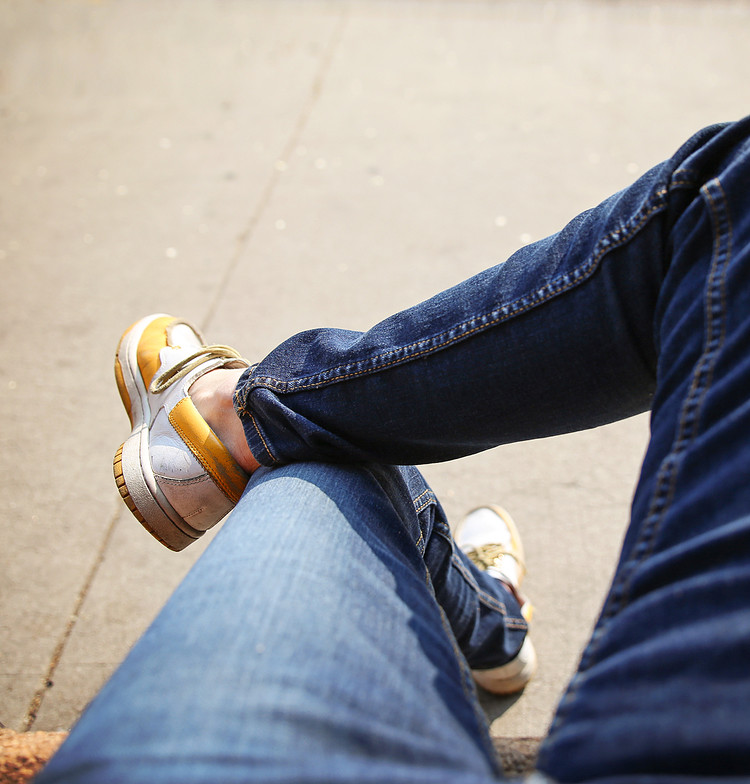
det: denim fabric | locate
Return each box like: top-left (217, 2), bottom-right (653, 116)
top-left (537, 120), bottom-right (750, 781)
top-left (235, 122), bottom-right (747, 470)
top-left (37, 463), bottom-right (517, 784)
top-left (232, 115), bottom-right (750, 780)
top-left (39, 117), bottom-right (750, 783)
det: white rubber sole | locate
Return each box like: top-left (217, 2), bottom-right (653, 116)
top-left (472, 637), bottom-right (537, 695)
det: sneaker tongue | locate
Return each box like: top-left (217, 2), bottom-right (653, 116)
top-left (169, 323), bottom-right (203, 349)
top-left (158, 345), bottom-right (200, 373)
top-left (460, 508), bottom-right (513, 551)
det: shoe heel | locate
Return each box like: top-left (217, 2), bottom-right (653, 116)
top-left (113, 443), bottom-right (145, 524)
top-left (114, 356), bottom-right (134, 427)
top-left (113, 442), bottom-right (197, 552)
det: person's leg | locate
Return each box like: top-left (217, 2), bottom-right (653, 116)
top-left (38, 462), bottom-right (513, 784)
top-left (104, 115), bottom-right (750, 782)
top-left (234, 121), bottom-right (750, 470)
top-left (227, 118), bottom-right (750, 781)
top-left (534, 129), bottom-right (750, 781)
top-left (112, 313), bottom-right (531, 680)
top-left (399, 466), bottom-right (530, 676)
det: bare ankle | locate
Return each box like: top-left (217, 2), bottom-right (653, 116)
top-left (190, 369), bottom-right (260, 474)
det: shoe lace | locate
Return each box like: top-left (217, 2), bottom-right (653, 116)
top-left (465, 543), bottom-right (525, 573)
top-left (150, 345), bottom-right (246, 394)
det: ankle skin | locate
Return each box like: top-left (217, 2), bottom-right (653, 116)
top-left (190, 369), bottom-right (260, 475)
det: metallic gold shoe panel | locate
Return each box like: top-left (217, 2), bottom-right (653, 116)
top-left (113, 358), bottom-right (133, 426)
top-left (113, 313), bottom-right (250, 550)
top-left (136, 315), bottom-right (177, 388)
top-left (168, 397), bottom-right (249, 504)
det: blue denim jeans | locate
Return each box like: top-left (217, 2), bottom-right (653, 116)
top-left (39, 116), bottom-right (750, 783)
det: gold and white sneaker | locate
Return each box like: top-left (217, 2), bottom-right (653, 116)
top-left (455, 505), bottom-right (537, 694)
top-left (113, 314), bottom-right (251, 551)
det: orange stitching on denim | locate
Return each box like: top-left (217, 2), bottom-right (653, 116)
top-left (671, 165), bottom-right (698, 188)
top-left (413, 490), bottom-right (436, 554)
top-left (413, 489), bottom-right (433, 514)
top-left (247, 410), bottom-right (277, 464)
top-left (708, 179), bottom-right (731, 350)
top-left (252, 188), bottom-right (671, 395)
top-left (541, 170), bottom-right (724, 747)
top-left (234, 384), bottom-right (279, 464)
top-left (597, 176), bottom-right (732, 628)
top-left (678, 181), bottom-right (730, 443)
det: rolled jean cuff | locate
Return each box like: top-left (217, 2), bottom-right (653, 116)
top-left (233, 367), bottom-right (281, 466)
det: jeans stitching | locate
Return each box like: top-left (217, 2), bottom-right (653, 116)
top-left (413, 528), bottom-right (425, 554)
top-left (412, 488), bottom-right (433, 512)
top-left (247, 409), bottom-right (278, 464)
top-left (412, 489), bottom-right (437, 555)
top-left (248, 188), bottom-right (678, 395)
top-left (603, 177), bottom-right (732, 622)
top-left (234, 376), bottom-right (280, 464)
top-left (421, 500), bottom-right (500, 764)
top-left (545, 176), bottom-right (732, 743)
top-left (232, 381), bottom-right (269, 465)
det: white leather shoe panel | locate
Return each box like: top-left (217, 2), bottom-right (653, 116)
top-left (149, 409), bottom-right (205, 480)
top-left (155, 473), bottom-right (233, 532)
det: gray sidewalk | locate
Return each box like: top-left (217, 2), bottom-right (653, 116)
top-left (2, 0), bottom-right (749, 743)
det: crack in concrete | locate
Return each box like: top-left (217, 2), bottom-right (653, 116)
top-left (21, 511), bottom-right (120, 731)
top-left (202, 5), bottom-right (351, 333)
top-left (19, 6), bottom-right (351, 732)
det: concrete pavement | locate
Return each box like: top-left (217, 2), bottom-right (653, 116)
top-left (2, 0), bottom-right (750, 743)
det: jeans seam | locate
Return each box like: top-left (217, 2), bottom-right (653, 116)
top-left (545, 175), bottom-right (732, 743)
top-left (248, 187), bottom-right (683, 396)
top-left (412, 488), bottom-right (434, 513)
top-left (246, 410), bottom-right (278, 464)
top-left (605, 177), bottom-right (732, 621)
top-left (417, 505), bottom-right (502, 773)
top-left (412, 488), bottom-right (436, 555)
top-left (233, 385), bottom-right (280, 465)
